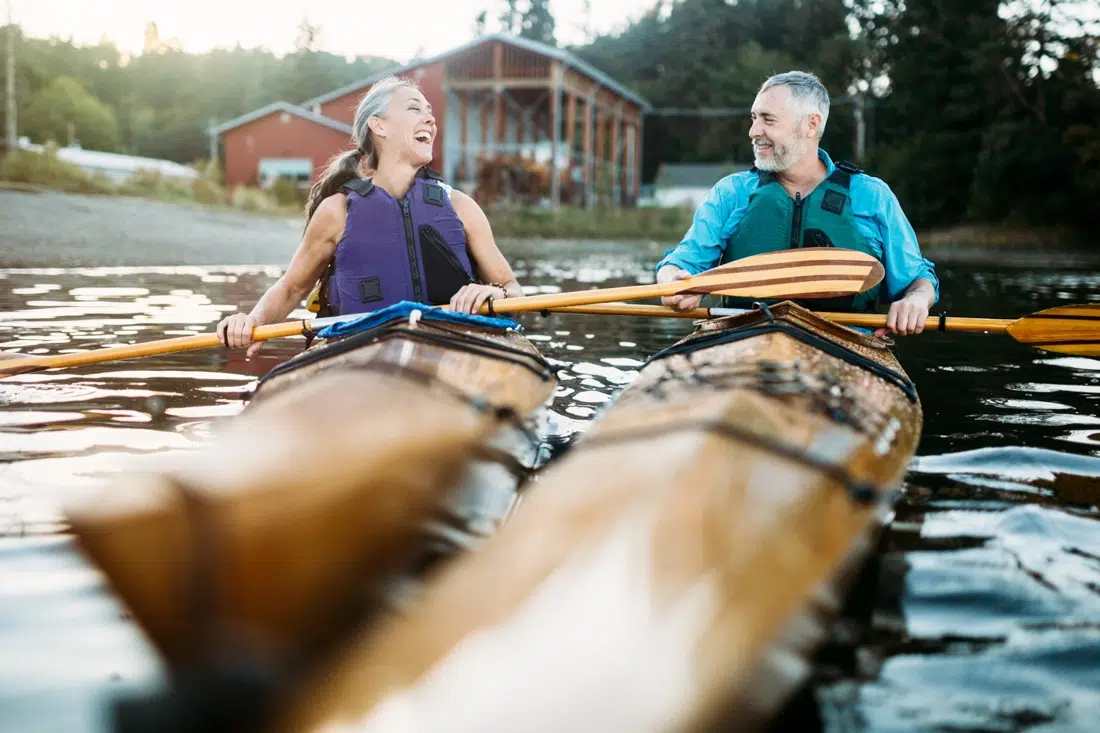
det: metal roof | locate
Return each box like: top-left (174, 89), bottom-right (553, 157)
top-left (654, 163), bottom-right (749, 189)
top-left (19, 140), bottom-right (199, 179)
top-left (300, 33), bottom-right (651, 111)
top-left (211, 101), bottom-right (355, 136)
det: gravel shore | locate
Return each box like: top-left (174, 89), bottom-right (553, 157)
top-left (2, 188), bottom-right (1095, 271)
top-left (0, 190), bottom-right (303, 268)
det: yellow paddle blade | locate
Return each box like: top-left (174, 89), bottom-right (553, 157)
top-left (697, 249), bottom-right (885, 300)
top-left (1005, 304), bottom-right (1100, 356)
top-left (305, 283), bottom-right (322, 313)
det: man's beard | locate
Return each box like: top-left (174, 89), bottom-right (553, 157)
top-left (753, 137), bottom-right (807, 172)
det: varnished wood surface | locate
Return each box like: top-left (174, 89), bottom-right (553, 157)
top-left (1004, 303), bottom-right (1100, 355)
top-left (65, 322), bottom-right (555, 668)
top-left (274, 301), bottom-right (923, 733)
top-left (478, 249), bottom-right (885, 315)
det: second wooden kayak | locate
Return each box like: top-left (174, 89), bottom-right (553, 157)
top-left (274, 301), bottom-right (923, 733)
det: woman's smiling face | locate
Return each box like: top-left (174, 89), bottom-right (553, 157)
top-left (373, 85), bottom-right (436, 167)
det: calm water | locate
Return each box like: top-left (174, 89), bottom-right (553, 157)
top-left (2, 241), bottom-right (1100, 732)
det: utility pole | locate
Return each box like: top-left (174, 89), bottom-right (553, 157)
top-left (853, 93), bottom-right (866, 163)
top-left (208, 116), bottom-right (217, 163)
top-left (5, 0), bottom-right (16, 150)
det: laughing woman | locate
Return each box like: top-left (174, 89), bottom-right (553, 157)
top-left (217, 76), bottom-right (522, 355)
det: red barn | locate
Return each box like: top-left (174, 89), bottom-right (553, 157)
top-left (214, 33), bottom-right (650, 207)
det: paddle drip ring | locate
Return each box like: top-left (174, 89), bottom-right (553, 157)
top-left (938, 311), bottom-right (948, 334)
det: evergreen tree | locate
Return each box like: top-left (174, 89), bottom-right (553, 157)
top-left (499, 0), bottom-right (520, 35)
top-left (521, 0), bottom-right (556, 45)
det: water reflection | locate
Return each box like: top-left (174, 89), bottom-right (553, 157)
top-left (1, 251), bottom-right (1100, 731)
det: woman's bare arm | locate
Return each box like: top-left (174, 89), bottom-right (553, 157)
top-left (218, 194), bottom-right (346, 350)
top-left (249, 195), bottom-right (347, 324)
top-left (451, 190), bottom-right (522, 297)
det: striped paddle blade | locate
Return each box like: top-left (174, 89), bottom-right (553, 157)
top-left (1006, 304), bottom-right (1100, 356)
top-left (688, 249), bottom-right (885, 300)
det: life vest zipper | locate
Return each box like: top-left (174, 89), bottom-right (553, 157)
top-left (401, 198), bottom-right (424, 302)
top-left (790, 191), bottom-right (803, 248)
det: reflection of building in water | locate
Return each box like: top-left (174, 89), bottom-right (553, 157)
top-left (213, 34), bottom-right (650, 208)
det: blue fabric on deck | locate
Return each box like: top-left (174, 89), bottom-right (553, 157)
top-left (315, 301), bottom-right (520, 339)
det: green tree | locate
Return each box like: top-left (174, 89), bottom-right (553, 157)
top-left (22, 75), bottom-right (121, 150)
top-left (850, 0), bottom-right (1009, 227)
top-left (966, 11), bottom-right (1100, 228)
top-left (574, 0), bottom-right (859, 178)
top-left (521, 0), bottom-right (556, 45)
top-left (499, 0), bottom-right (520, 34)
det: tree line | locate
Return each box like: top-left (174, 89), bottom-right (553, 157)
top-left (1, 0), bottom-right (1097, 231)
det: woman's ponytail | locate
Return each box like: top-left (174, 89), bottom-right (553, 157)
top-left (302, 75), bottom-right (417, 226)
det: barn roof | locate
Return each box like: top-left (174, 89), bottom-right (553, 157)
top-left (654, 163), bottom-right (749, 189)
top-left (301, 33), bottom-right (651, 111)
top-left (211, 101), bottom-right (355, 136)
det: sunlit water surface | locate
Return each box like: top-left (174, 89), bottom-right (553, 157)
top-left (2, 242), bottom-right (1100, 733)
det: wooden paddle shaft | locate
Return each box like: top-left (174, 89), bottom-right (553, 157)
top-left (0, 249), bottom-right (880, 375)
top-left (0, 320), bottom-right (309, 373)
top-left (478, 268), bottom-right (873, 316)
top-left (547, 303), bottom-right (1016, 333)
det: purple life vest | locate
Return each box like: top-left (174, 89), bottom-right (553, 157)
top-left (325, 168), bottom-right (475, 315)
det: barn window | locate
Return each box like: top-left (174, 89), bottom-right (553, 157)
top-left (258, 158), bottom-right (313, 189)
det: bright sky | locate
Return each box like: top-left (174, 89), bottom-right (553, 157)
top-left (14, 1), bottom-right (646, 61)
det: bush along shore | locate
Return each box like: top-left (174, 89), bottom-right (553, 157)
top-left (0, 146), bottom-right (1089, 253)
top-left (0, 145), bottom-right (305, 216)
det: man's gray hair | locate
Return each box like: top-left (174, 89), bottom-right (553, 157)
top-left (759, 71), bottom-right (830, 139)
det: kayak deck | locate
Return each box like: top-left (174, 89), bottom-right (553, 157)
top-left (274, 301), bottom-right (923, 733)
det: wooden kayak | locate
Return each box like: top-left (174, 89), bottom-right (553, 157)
top-left (274, 301), bottom-right (923, 733)
top-left (64, 305), bottom-right (556, 679)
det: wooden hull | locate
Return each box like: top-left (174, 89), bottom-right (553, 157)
top-left (275, 302), bottom-right (923, 733)
top-left (65, 316), bottom-right (556, 673)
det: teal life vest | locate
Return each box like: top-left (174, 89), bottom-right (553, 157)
top-left (720, 161), bottom-right (882, 312)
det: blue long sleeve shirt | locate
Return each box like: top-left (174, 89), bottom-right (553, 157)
top-left (656, 149), bottom-right (939, 303)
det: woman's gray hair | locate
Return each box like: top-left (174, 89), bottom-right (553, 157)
top-left (759, 71), bottom-right (830, 138)
top-left (305, 75), bottom-right (419, 222)
top-left (351, 75), bottom-right (419, 170)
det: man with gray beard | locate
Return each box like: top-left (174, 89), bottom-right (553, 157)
top-left (656, 71), bottom-right (938, 336)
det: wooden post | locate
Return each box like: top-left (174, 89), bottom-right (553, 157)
top-left (480, 92), bottom-right (488, 147)
top-left (634, 115), bottom-right (643, 203)
top-left (565, 92), bottom-right (576, 169)
top-left (610, 108), bottom-right (621, 207)
top-left (594, 107), bottom-right (605, 205)
top-left (625, 122), bottom-right (635, 206)
top-left (550, 62), bottom-right (562, 209)
top-left (583, 90), bottom-right (594, 209)
top-left (459, 90), bottom-right (469, 180)
top-left (493, 43), bottom-right (504, 153)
